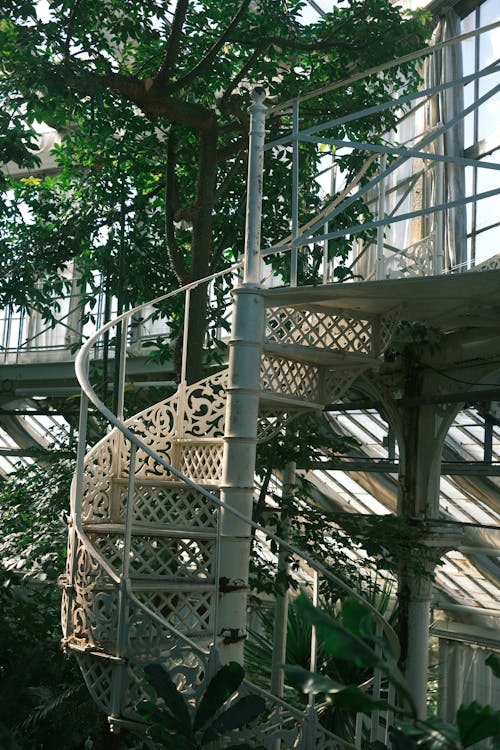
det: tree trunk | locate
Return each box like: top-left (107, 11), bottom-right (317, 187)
top-left (185, 126), bottom-right (218, 384)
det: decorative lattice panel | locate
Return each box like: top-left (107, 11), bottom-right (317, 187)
top-left (116, 482), bottom-right (218, 529)
top-left (178, 441), bottom-right (223, 482)
top-left (64, 537), bottom-right (119, 653)
top-left (76, 653), bottom-right (114, 715)
top-left (181, 369), bottom-right (228, 438)
top-left (123, 601), bottom-right (212, 710)
top-left (386, 238), bottom-right (434, 277)
top-left (115, 370), bottom-right (228, 479)
top-left (266, 306), bottom-right (374, 354)
top-left (378, 307), bottom-right (400, 353)
top-left (323, 366), bottom-right (370, 404)
top-left (136, 588), bottom-right (215, 636)
top-left (81, 433), bottom-right (118, 521)
top-left (476, 252), bottom-right (500, 270)
top-left (89, 531), bottom-right (216, 582)
top-left (261, 352), bottom-right (323, 403)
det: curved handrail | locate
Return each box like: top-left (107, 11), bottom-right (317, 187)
top-left (72, 262), bottom-right (400, 658)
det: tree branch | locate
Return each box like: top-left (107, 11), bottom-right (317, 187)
top-left (156, 0), bottom-right (190, 84)
top-left (216, 137), bottom-right (245, 163)
top-left (64, 0), bottom-right (83, 63)
top-left (167, 0), bottom-right (252, 93)
top-left (101, 72), bottom-right (216, 131)
top-left (220, 42), bottom-right (269, 105)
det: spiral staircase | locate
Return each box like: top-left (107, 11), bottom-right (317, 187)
top-left (58, 22), bottom-right (500, 745)
top-left (59, 253), bottom-right (407, 748)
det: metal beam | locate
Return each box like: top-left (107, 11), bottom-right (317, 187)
top-left (310, 460), bottom-right (500, 476)
top-left (324, 387), bottom-right (500, 411)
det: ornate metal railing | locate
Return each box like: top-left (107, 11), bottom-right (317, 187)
top-left (61, 256), bottom-right (401, 747)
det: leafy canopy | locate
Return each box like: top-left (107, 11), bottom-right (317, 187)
top-left (1, 0), bottom-right (429, 379)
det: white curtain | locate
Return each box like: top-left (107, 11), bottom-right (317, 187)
top-left (425, 10), bottom-right (467, 271)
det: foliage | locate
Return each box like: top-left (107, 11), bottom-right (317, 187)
top-left (137, 661), bottom-right (266, 749)
top-left (251, 461), bottom-right (436, 602)
top-left (285, 594), bottom-right (500, 750)
top-left (0, 451), bottom-right (117, 749)
top-left (245, 583), bottom-right (395, 738)
top-left (0, 0), bottom-right (430, 380)
top-left (387, 321), bottom-right (443, 359)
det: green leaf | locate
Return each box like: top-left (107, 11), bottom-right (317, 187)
top-left (456, 702), bottom-right (500, 747)
top-left (201, 695), bottom-right (266, 744)
top-left (143, 664), bottom-right (191, 735)
top-left (193, 662), bottom-right (245, 732)
top-left (284, 665), bottom-right (387, 713)
top-left (295, 593), bottom-right (379, 669)
top-left (486, 653), bottom-right (500, 679)
top-left (341, 596), bottom-right (376, 640)
top-left (148, 723), bottom-right (194, 750)
top-left (294, 594), bottom-right (417, 716)
top-left (389, 727), bottom-right (419, 750)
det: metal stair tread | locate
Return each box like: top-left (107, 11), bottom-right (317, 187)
top-left (84, 521), bottom-right (217, 539)
top-left (259, 390), bottom-right (323, 410)
top-left (93, 578), bottom-right (215, 592)
top-left (129, 578), bottom-right (216, 591)
top-left (111, 477), bottom-right (220, 491)
top-left (263, 340), bottom-right (378, 366)
top-left (262, 272), bottom-right (500, 327)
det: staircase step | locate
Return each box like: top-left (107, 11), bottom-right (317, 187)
top-left (259, 391), bottom-right (323, 410)
top-left (264, 341), bottom-right (377, 366)
top-left (93, 578), bottom-right (215, 593)
top-left (112, 477), bottom-right (219, 490)
top-left (84, 522), bottom-right (217, 539)
top-left (131, 578), bottom-right (215, 591)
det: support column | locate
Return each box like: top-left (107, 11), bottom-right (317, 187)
top-left (217, 285), bottom-right (265, 663)
top-left (215, 85), bottom-right (267, 664)
top-left (397, 363), bottom-right (455, 717)
top-left (270, 461), bottom-right (295, 696)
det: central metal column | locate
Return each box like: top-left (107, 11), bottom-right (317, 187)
top-left (217, 88), bottom-right (267, 663)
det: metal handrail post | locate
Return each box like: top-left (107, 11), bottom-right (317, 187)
top-left (244, 87), bottom-right (267, 285)
top-left (376, 154), bottom-right (387, 280)
top-left (181, 288), bottom-right (190, 385)
top-left (291, 100), bottom-right (299, 287)
top-left (115, 317), bottom-right (128, 421)
top-left (271, 461), bottom-right (295, 698)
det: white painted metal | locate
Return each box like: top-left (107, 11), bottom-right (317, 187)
top-left (270, 461), bottom-right (295, 698)
top-left (218, 285), bottom-right (266, 663)
top-left (243, 88), bottom-right (267, 285)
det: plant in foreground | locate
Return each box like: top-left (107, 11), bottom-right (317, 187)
top-left (137, 661), bottom-right (266, 749)
top-left (285, 593), bottom-right (500, 749)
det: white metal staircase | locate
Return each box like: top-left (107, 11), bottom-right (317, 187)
top-left (59, 23), bottom-right (500, 746)
top-left (59, 262), bottom-right (403, 747)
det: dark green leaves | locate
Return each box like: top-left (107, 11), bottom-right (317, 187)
top-left (456, 702), bottom-right (500, 748)
top-left (486, 653), bottom-right (500, 679)
top-left (201, 695), bottom-right (266, 743)
top-left (143, 664), bottom-right (191, 733)
top-left (284, 665), bottom-right (387, 713)
top-left (193, 661), bottom-right (245, 731)
top-left (139, 661), bottom-right (265, 749)
top-left (290, 593), bottom-right (416, 716)
top-left (295, 593), bottom-right (380, 669)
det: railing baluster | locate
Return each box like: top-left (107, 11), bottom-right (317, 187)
top-left (291, 100), bottom-right (299, 287)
